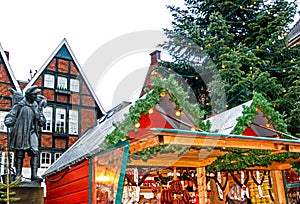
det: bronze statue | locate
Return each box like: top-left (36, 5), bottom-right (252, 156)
top-left (4, 86), bottom-right (47, 182)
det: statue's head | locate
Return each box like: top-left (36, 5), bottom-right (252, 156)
top-left (25, 86), bottom-right (40, 103)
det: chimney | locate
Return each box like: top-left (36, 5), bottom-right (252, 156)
top-left (150, 50), bottom-right (161, 66)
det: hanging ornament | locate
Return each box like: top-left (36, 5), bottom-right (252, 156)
top-left (256, 171), bottom-right (263, 198)
top-left (134, 167), bottom-right (139, 184)
top-left (216, 172), bottom-right (224, 200)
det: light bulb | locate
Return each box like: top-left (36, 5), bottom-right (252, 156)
top-left (134, 122), bottom-right (140, 128)
top-left (160, 92), bottom-right (166, 97)
top-left (148, 108), bottom-right (154, 114)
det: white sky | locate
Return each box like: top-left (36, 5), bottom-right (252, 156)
top-left (0, 0), bottom-right (299, 111)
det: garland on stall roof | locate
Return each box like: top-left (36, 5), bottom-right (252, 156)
top-left (206, 148), bottom-right (300, 173)
top-left (102, 74), bottom-right (211, 149)
top-left (231, 92), bottom-right (288, 136)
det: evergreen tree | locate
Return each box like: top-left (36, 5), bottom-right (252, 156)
top-left (159, 0), bottom-right (300, 135)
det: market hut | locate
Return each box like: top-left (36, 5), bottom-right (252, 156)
top-left (42, 77), bottom-right (300, 204)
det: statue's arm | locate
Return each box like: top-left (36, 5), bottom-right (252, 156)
top-left (4, 104), bottom-right (21, 127)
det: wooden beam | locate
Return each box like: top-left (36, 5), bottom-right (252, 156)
top-left (161, 135), bottom-right (276, 150)
top-left (288, 145), bottom-right (300, 153)
top-left (271, 170), bottom-right (287, 204)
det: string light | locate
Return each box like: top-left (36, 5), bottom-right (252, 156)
top-left (160, 92), bottom-right (166, 97)
top-left (207, 43), bottom-right (211, 48)
top-left (266, 123), bottom-right (271, 128)
top-left (134, 122), bottom-right (140, 128)
top-left (190, 127), bottom-right (196, 131)
top-left (148, 108), bottom-right (154, 114)
top-left (175, 110), bottom-right (181, 117)
top-left (249, 66), bottom-right (253, 70)
top-left (242, 22), bottom-right (246, 26)
top-left (253, 1), bottom-right (256, 4)
top-left (222, 64), bottom-right (226, 69)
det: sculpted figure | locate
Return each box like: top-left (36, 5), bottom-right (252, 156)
top-left (4, 86), bottom-right (46, 181)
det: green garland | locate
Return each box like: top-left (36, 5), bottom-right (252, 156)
top-left (207, 148), bottom-right (300, 172)
top-left (102, 75), bottom-right (210, 148)
top-left (232, 92), bottom-right (288, 136)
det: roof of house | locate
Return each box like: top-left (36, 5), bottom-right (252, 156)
top-left (205, 100), bottom-right (252, 134)
top-left (24, 38), bottom-right (106, 114)
top-left (289, 18), bottom-right (300, 41)
top-left (0, 43), bottom-right (22, 92)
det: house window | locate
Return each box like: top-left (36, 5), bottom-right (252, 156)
top-left (0, 111), bottom-right (8, 132)
top-left (0, 152), bottom-right (14, 175)
top-left (40, 152), bottom-right (51, 168)
top-left (57, 76), bottom-right (67, 90)
top-left (69, 110), bottom-right (78, 135)
top-left (44, 74), bottom-right (55, 88)
top-left (70, 78), bottom-right (79, 92)
top-left (43, 107), bottom-right (52, 132)
top-left (55, 108), bottom-right (66, 134)
top-left (54, 153), bottom-right (62, 161)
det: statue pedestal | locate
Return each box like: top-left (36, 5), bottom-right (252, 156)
top-left (12, 181), bottom-right (44, 204)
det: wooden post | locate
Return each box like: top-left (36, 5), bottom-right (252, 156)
top-left (270, 170), bottom-right (287, 204)
top-left (197, 167), bottom-right (207, 204)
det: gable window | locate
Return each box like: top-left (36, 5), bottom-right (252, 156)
top-left (70, 78), bottom-right (79, 92)
top-left (43, 107), bottom-right (53, 132)
top-left (54, 153), bottom-right (62, 161)
top-left (57, 76), bottom-right (67, 90)
top-left (0, 111), bottom-right (8, 132)
top-left (69, 110), bottom-right (78, 135)
top-left (44, 74), bottom-right (55, 88)
top-left (40, 152), bottom-right (51, 168)
top-left (55, 108), bottom-right (66, 134)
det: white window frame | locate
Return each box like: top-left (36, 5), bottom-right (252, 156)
top-left (40, 152), bottom-right (51, 168)
top-left (0, 152), bottom-right (14, 175)
top-left (54, 153), bottom-right (62, 162)
top-left (68, 110), bottom-right (78, 135)
top-left (42, 107), bottom-right (53, 132)
top-left (44, 74), bottom-right (55, 88)
top-left (70, 78), bottom-right (79, 92)
top-left (57, 76), bottom-right (68, 90)
top-left (0, 111), bottom-right (8, 132)
top-left (55, 108), bottom-right (66, 134)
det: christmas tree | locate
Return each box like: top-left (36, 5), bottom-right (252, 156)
top-left (159, 0), bottom-right (300, 135)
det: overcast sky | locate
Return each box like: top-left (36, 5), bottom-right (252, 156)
top-left (1, 0), bottom-right (299, 110)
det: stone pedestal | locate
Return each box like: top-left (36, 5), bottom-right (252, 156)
top-left (11, 181), bottom-right (44, 204)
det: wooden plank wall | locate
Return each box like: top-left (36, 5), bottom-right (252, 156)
top-left (44, 159), bottom-right (89, 204)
